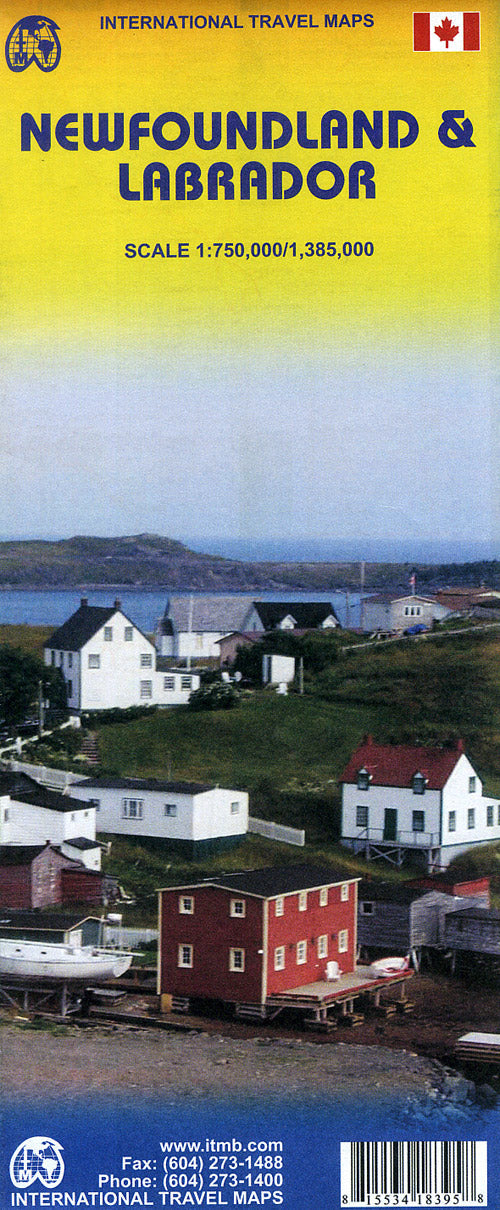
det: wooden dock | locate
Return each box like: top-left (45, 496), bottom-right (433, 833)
top-left (455, 1032), bottom-right (500, 1065)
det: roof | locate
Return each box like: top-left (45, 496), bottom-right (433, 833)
top-left (358, 880), bottom-right (421, 905)
top-left (0, 909), bottom-right (99, 930)
top-left (163, 864), bottom-right (358, 898)
top-left (364, 593), bottom-right (439, 606)
top-left (44, 600), bottom-right (153, 651)
top-left (0, 772), bottom-right (94, 813)
top-left (61, 837), bottom-right (101, 851)
top-left (446, 907), bottom-right (500, 923)
top-left (0, 845), bottom-right (49, 866)
top-left (340, 737), bottom-right (465, 790)
top-left (75, 776), bottom-right (215, 794)
top-left (161, 595), bottom-right (254, 635)
top-left (252, 602), bottom-right (339, 629)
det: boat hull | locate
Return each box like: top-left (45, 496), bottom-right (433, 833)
top-left (0, 941), bottom-right (133, 982)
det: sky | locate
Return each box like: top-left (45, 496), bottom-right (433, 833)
top-left (2, 0), bottom-right (498, 553)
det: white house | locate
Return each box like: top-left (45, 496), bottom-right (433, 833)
top-left (70, 776), bottom-right (249, 856)
top-left (361, 593), bottom-right (450, 633)
top-left (156, 596), bottom-right (340, 660)
top-left (44, 598), bottom-right (200, 711)
top-left (340, 736), bottom-right (500, 872)
top-left (262, 654), bottom-right (296, 686)
top-left (0, 772), bottom-right (101, 870)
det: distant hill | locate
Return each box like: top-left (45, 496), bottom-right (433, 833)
top-left (0, 533), bottom-right (498, 591)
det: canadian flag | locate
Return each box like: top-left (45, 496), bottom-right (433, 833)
top-left (413, 11), bottom-right (480, 50)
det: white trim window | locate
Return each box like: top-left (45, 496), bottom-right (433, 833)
top-left (181, 676), bottom-right (192, 690)
top-left (179, 896), bottom-right (194, 914)
top-left (104, 627), bottom-right (113, 641)
top-left (140, 680), bottom-right (153, 699)
top-left (338, 930), bottom-right (348, 953)
top-left (230, 898), bottom-right (246, 917)
top-left (140, 652), bottom-right (153, 667)
top-left (298, 891), bottom-right (307, 912)
top-left (229, 948), bottom-right (245, 972)
top-left (88, 654), bottom-right (100, 668)
top-left (122, 798), bottom-right (144, 819)
top-left (340, 883), bottom-right (349, 902)
top-left (319, 887), bottom-right (328, 907)
top-left (296, 940), bottom-right (307, 964)
top-left (124, 626), bottom-right (133, 641)
top-left (230, 801), bottom-right (240, 814)
top-left (164, 676), bottom-right (175, 690)
top-left (275, 896), bottom-right (284, 917)
top-left (468, 808), bottom-right (475, 830)
top-left (317, 935), bottom-right (328, 959)
top-left (274, 946), bottom-right (285, 971)
top-left (164, 803), bottom-right (177, 817)
top-left (178, 944), bottom-right (193, 968)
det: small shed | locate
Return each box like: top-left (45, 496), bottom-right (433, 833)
top-left (262, 654), bottom-right (296, 686)
top-left (444, 907), bottom-right (500, 957)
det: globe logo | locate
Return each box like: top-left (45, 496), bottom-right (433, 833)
top-left (5, 15), bottom-right (61, 72)
top-left (10, 1137), bottom-right (64, 1189)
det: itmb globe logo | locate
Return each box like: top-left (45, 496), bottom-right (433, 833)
top-left (5, 15), bottom-right (61, 72)
top-left (10, 1137), bottom-right (65, 1190)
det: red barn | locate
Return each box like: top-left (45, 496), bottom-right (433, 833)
top-left (158, 864), bottom-right (358, 1013)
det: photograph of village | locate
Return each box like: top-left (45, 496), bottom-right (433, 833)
top-left (1, 534), bottom-right (500, 1131)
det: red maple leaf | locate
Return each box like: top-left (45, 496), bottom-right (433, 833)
top-left (434, 16), bottom-right (459, 47)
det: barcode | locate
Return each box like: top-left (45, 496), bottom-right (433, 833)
top-left (340, 1141), bottom-right (487, 1206)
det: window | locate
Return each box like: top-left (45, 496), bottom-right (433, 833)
top-left (448, 811), bottom-right (456, 833)
top-left (338, 930), bottom-right (348, 953)
top-left (88, 654), bottom-right (100, 668)
top-left (104, 627), bottom-right (113, 641)
top-left (164, 676), bottom-right (175, 690)
top-left (412, 773), bottom-right (426, 795)
top-left (274, 946), bottom-right (285, 971)
top-left (230, 898), bottom-right (246, 917)
top-left (68, 652), bottom-right (73, 667)
top-left (164, 803), bottom-right (177, 817)
top-left (230, 801), bottom-right (240, 814)
top-left (59, 651), bottom-right (64, 665)
top-left (181, 676), bottom-right (192, 690)
top-left (4, 808), bottom-right (9, 821)
top-left (124, 626), bottom-right (133, 641)
top-left (317, 935), bottom-right (328, 959)
top-left (140, 680), bottom-right (152, 699)
top-left (468, 808), bottom-right (475, 830)
top-left (51, 651), bottom-right (56, 665)
top-left (178, 944), bottom-right (193, 968)
top-left (179, 896), bottom-right (194, 914)
top-left (296, 940), bottom-right (307, 964)
top-left (340, 883), bottom-right (349, 902)
top-left (67, 680), bottom-right (72, 698)
top-left (140, 653), bottom-right (152, 667)
top-left (361, 901), bottom-right (374, 915)
top-left (275, 897), bottom-right (284, 917)
top-left (298, 891), bottom-right (307, 911)
top-left (487, 804), bottom-right (494, 827)
top-left (319, 887), bottom-right (328, 907)
top-left (122, 798), bottom-right (144, 819)
top-left (469, 776), bottom-right (476, 793)
top-left (229, 948), bottom-right (245, 972)
top-left (356, 805), bottom-right (368, 828)
top-left (412, 810), bottom-right (425, 833)
top-left (357, 770), bottom-right (370, 790)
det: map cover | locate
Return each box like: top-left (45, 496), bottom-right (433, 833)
top-left (0, 0), bottom-right (499, 1207)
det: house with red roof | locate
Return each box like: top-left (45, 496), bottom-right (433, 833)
top-left (340, 736), bottom-right (500, 872)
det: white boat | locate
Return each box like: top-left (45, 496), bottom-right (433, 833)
top-left (369, 955), bottom-right (410, 978)
top-left (0, 938), bottom-right (133, 982)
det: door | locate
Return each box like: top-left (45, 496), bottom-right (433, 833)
top-left (383, 808), bottom-right (398, 841)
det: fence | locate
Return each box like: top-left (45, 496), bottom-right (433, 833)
top-left (248, 816), bottom-right (305, 847)
top-left (104, 926), bottom-right (158, 948)
top-left (6, 759), bottom-right (88, 791)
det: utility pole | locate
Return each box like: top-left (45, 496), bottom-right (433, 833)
top-left (38, 679), bottom-right (45, 738)
top-left (359, 561), bottom-right (365, 631)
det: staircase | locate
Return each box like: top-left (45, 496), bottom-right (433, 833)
top-left (80, 731), bottom-right (100, 765)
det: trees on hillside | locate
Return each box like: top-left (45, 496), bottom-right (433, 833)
top-left (0, 645), bottom-right (67, 728)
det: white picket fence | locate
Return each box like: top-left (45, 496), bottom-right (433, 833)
top-left (105, 926), bottom-right (158, 948)
top-left (248, 816), bottom-right (305, 846)
top-left (6, 759), bottom-right (88, 790)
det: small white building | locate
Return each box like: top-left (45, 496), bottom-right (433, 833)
top-left (340, 736), bottom-right (500, 872)
top-left (44, 598), bottom-right (200, 712)
top-left (0, 772), bottom-right (101, 870)
top-left (361, 593), bottom-right (450, 633)
top-left (70, 776), bottom-right (249, 856)
top-left (262, 654), bottom-right (296, 686)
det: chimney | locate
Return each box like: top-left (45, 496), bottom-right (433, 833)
top-left (114, 598), bottom-right (121, 610)
top-left (457, 738), bottom-right (464, 752)
top-left (81, 597), bottom-right (88, 608)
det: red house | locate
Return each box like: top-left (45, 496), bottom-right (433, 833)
top-left (158, 864), bottom-right (359, 1014)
